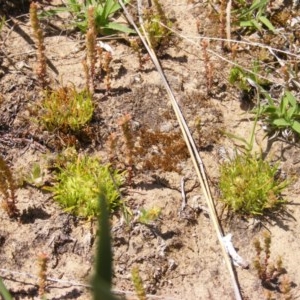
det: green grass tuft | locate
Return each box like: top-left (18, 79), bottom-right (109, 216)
top-left (219, 154), bottom-right (288, 216)
top-left (39, 86), bottom-right (94, 132)
top-left (51, 152), bottom-right (125, 218)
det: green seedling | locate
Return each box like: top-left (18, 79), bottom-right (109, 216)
top-left (258, 90), bottom-right (300, 137)
top-left (24, 163), bottom-right (45, 188)
top-left (38, 86), bottom-right (94, 132)
top-left (138, 206), bottom-right (161, 225)
top-left (41, 0), bottom-right (134, 35)
top-left (131, 266), bottom-right (146, 300)
top-left (0, 16), bottom-right (5, 32)
top-left (219, 153), bottom-right (288, 216)
top-left (229, 60), bottom-right (268, 93)
top-left (51, 151), bottom-right (125, 218)
top-left (234, 0), bottom-right (275, 33)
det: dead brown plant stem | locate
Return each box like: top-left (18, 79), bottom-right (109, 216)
top-left (29, 2), bottom-right (47, 87)
top-left (220, 0), bottom-right (226, 49)
top-left (82, 59), bottom-right (90, 94)
top-left (103, 51), bottom-right (112, 91)
top-left (0, 156), bottom-right (19, 218)
top-left (201, 40), bottom-right (213, 93)
top-left (118, 114), bottom-right (134, 183)
top-left (226, 0), bottom-right (232, 49)
top-left (130, 38), bottom-right (144, 70)
top-left (86, 6), bottom-right (96, 94)
top-left (38, 253), bottom-right (48, 299)
top-left (107, 132), bottom-right (118, 163)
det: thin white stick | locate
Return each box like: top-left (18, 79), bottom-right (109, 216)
top-left (156, 22), bottom-right (299, 86)
top-left (157, 22), bottom-right (300, 59)
top-left (222, 234), bottom-right (249, 269)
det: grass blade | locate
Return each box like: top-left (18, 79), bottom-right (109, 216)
top-left (92, 190), bottom-right (118, 300)
top-left (0, 278), bottom-right (12, 300)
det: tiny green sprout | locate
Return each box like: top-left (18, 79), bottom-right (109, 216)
top-left (0, 16), bottom-right (6, 32)
top-left (131, 266), bottom-right (146, 300)
top-left (219, 153), bottom-right (288, 216)
top-left (51, 151), bottom-right (125, 218)
top-left (138, 207), bottom-right (161, 225)
top-left (25, 163), bottom-right (45, 188)
top-left (229, 60), bottom-right (268, 92)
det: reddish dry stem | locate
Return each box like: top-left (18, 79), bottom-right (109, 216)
top-left (38, 252), bottom-right (48, 297)
top-left (30, 2), bottom-right (47, 87)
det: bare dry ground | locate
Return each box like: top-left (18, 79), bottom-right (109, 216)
top-left (0, 0), bottom-right (300, 299)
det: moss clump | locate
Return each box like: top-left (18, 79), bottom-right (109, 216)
top-left (51, 152), bottom-right (124, 218)
top-left (219, 154), bottom-right (288, 216)
top-left (39, 86), bottom-right (94, 132)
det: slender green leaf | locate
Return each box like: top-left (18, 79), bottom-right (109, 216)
top-left (102, 0), bottom-right (121, 20)
top-left (258, 16), bottom-right (275, 32)
top-left (287, 105), bottom-right (297, 119)
top-left (249, 0), bottom-right (268, 11)
top-left (93, 279), bottom-right (119, 300)
top-left (261, 106), bottom-right (277, 114)
top-left (0, 278), bottom-right (12, 300)
top-left (222, 131), bottom-right (251, 150)
top-left (285, 91), bottom-right (297, 107)
top-left (95, 6), bottom-right (106, 25)
top-left (292, 121), bottom-right (300, 134)
top-left (104, 22), bottom-right (135, 33)
top-left (239, 0), bottom-right (268, 18)
top-left (272, 118), bottom-right (291, 127)
top-left (92, 192), bottom-right (118, 300)
top-left (280, 96), bottom-right (289, 116)
top-left (251, 19), bottom-right (262, 31)
top-left (240, 20), bottom-right (256, 27)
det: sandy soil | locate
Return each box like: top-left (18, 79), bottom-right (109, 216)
top-left (0, 0), bottom-right (300, 299)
